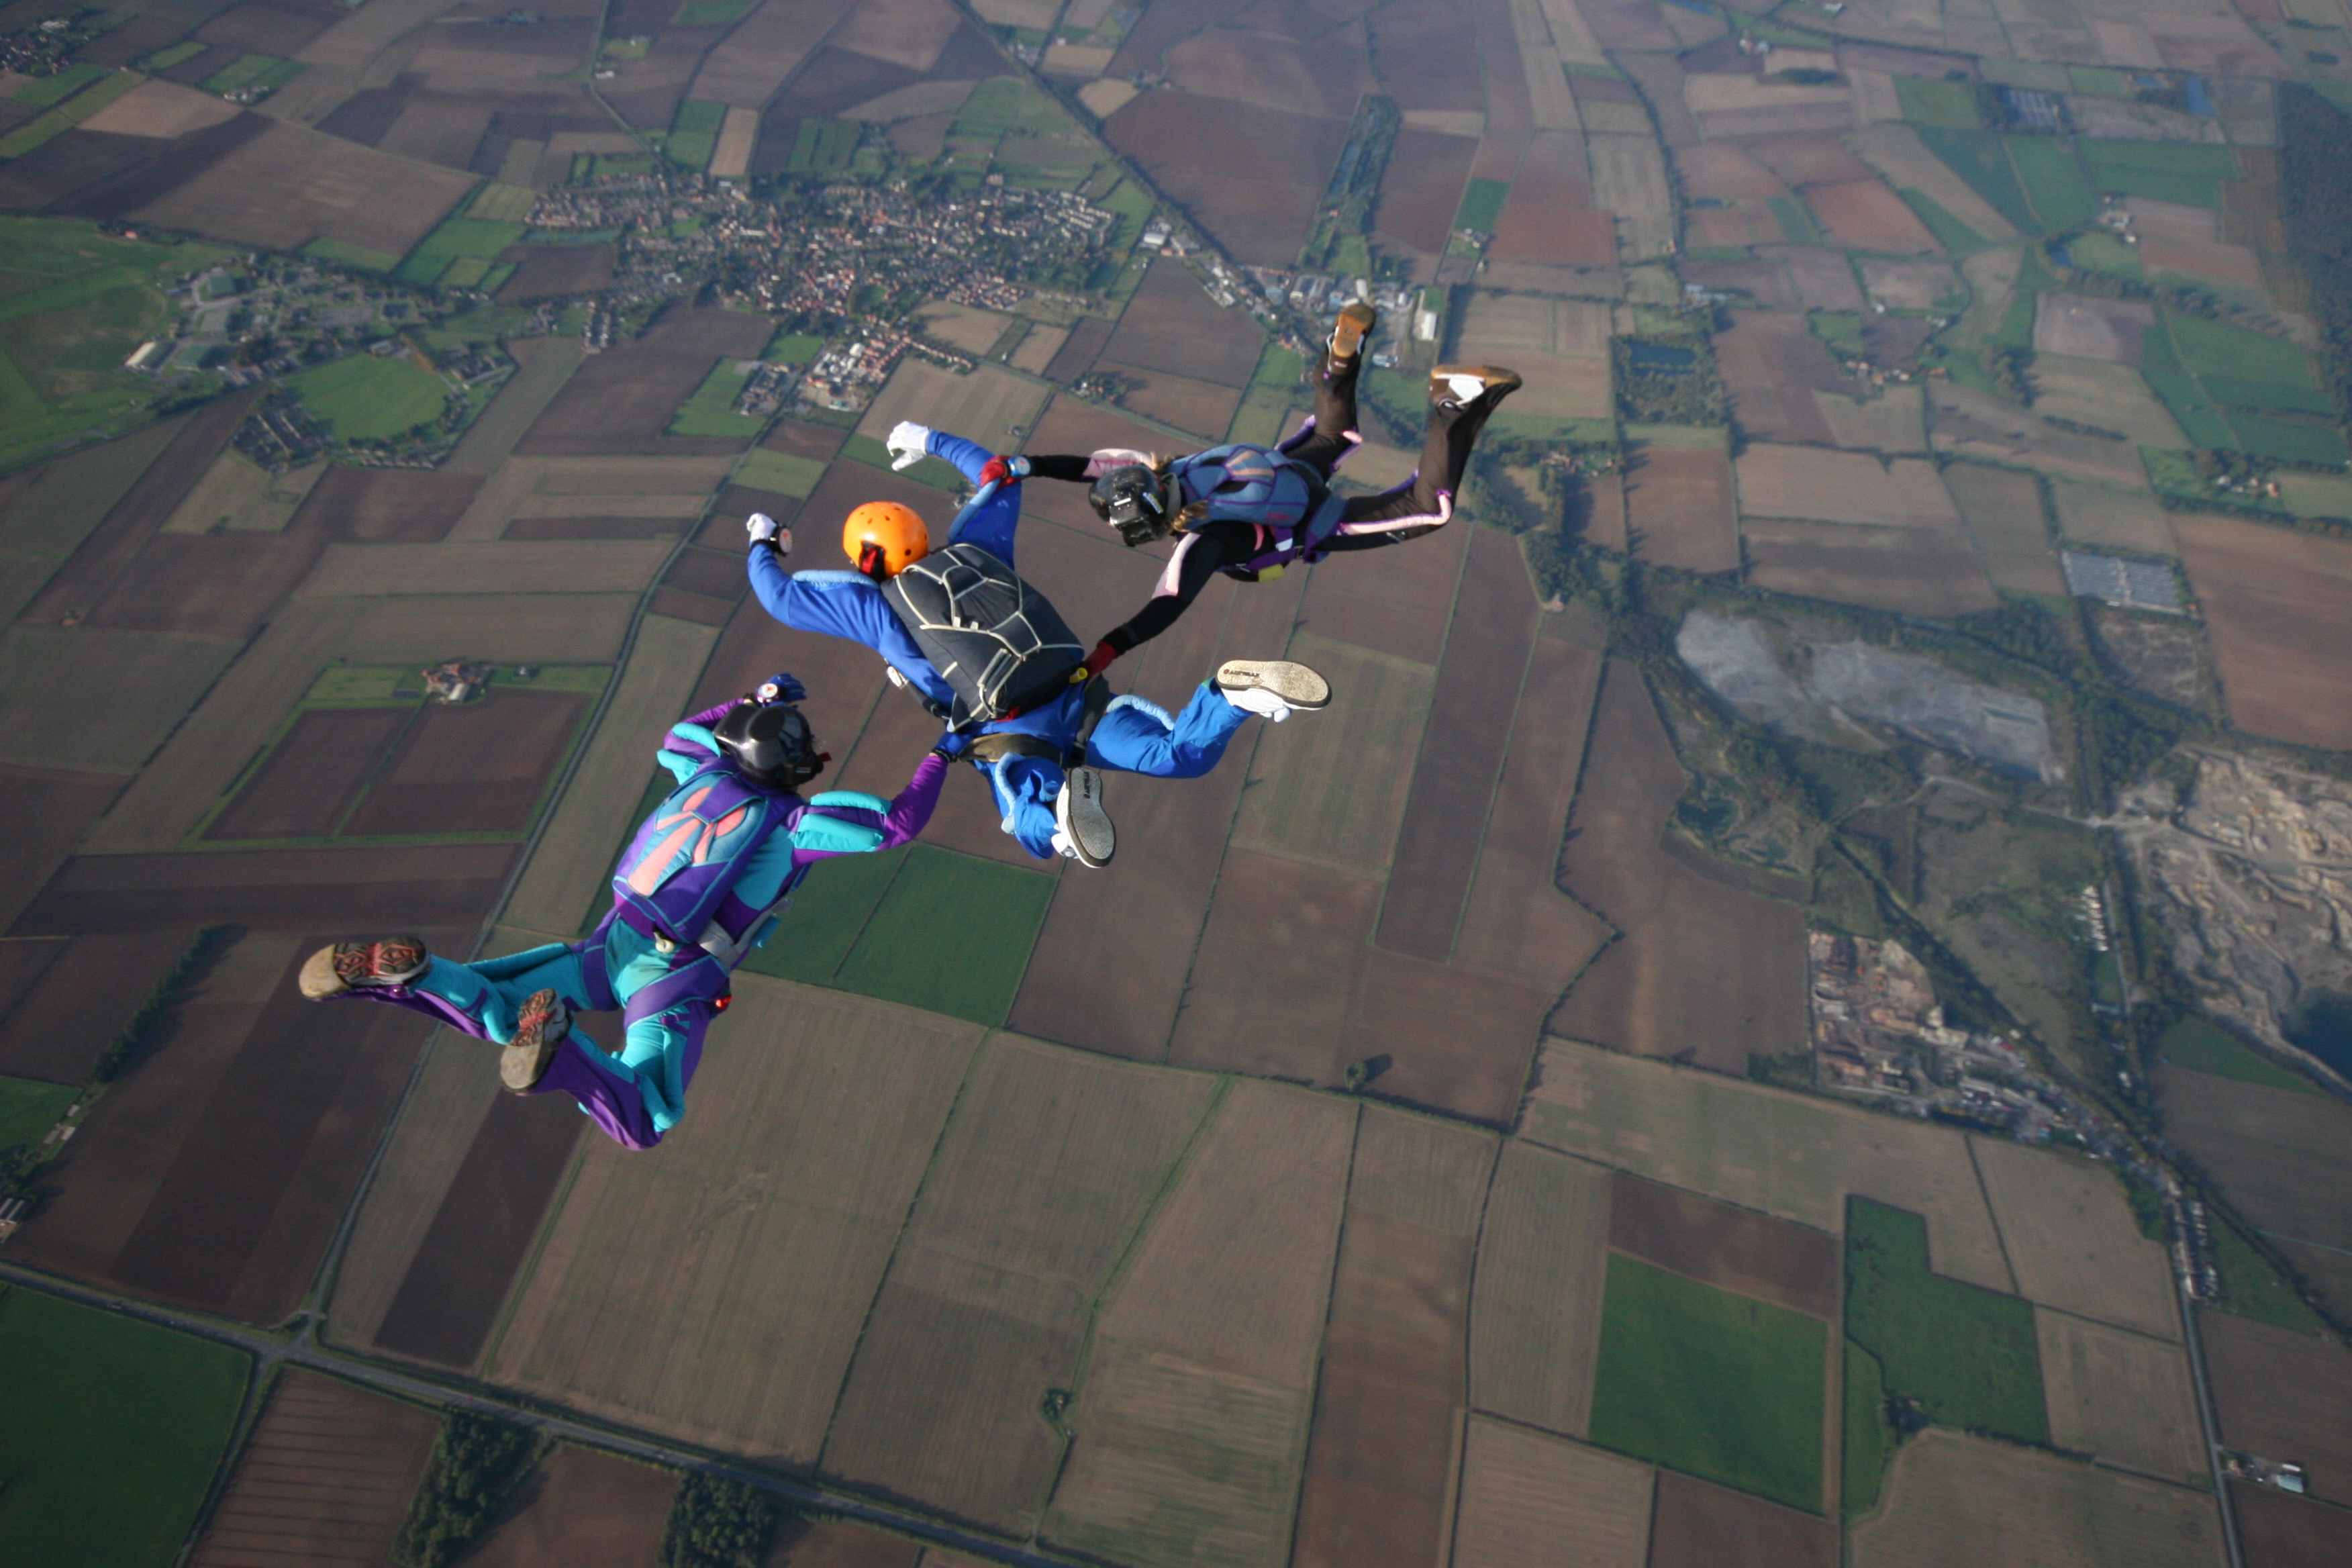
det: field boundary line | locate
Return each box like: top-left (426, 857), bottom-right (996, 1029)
top-left (1361, 518), bottom-right (1479, 939)
top-left (1963, 1134), bottom-right (2025, 1295)
top-left (808, 1020), bottom-right (992, 1474)
top-left (477, 1133), bottom-right (594, 1375)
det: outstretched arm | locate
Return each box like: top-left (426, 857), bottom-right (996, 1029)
top-left (791, 750), bottom-right (950, 861)
top-left (1022, 448), bottom-right (1156, 483)
top-left (1087, 519), bottom-right (1257, 667)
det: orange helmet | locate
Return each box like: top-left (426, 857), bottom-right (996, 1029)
top-left (842, 501), bottom-right (929, 579)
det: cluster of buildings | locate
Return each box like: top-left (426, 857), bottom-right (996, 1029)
top-left (1804, 931), bottom-right (2104, 1142)
top-left (423, 660), bottom-right (493, 703)
top-left (520, 170), bottom-right (1118, 333)
top-left (0, 13), bottom-right (98, 76)
top-left (127, 258), bottom-right (438, 385)
top-left (797, 332), bottom-right (913, 413)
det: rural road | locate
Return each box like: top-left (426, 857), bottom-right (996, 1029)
top-left (0, 1259), bottom-right (1092, 1568)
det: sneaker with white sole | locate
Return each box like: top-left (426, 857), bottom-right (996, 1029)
top-left (1214, 660), bottom-right (1332, 722)
top-left (501, 987), bottom-right (571, 1092)
top-left (1430, 364), bottom-right (1523, 413)
top-left (1052, 765), bottom-right (1116, 868)
top-left (299, 936), bottom-right (429, 999)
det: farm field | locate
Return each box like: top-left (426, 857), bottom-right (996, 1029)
top-left (1845, 1199), bottom-right (2048, 1446)
top-left (2171, 515), bottom-right (2352, 752)
top-left (2035, 1312), bottom-right (2207, 1484)
top-left (2200, 1312), bottom-right (2352, 1508)
top-left (1469, 1142), bottom-right (1613, 1436)
top-left (461, 1445), bottom-right (679, 1568)
top-left (1451, 1416), bottom-right (1653, 1568)
top-left (1971, 1138), bottom-right (2178, 1338)
top-left (185, 1371), bottom-right (438, 1568)
top-left (0, 1285), bottom-right (248, 1568)
top-left (1586, 1254), bottom-right (1826, 1512)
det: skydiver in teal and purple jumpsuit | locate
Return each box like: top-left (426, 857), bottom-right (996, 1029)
top-left (296, 679), bottom-right (949, 1150)
top-left (741, 422), bottom-right (1331, 869)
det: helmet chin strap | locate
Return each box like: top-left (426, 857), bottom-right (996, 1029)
top-left (857, 540), bottom-right (890, 580)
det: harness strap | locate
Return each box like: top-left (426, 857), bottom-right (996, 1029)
top-left (959, 676), bottom-right (1116, 769)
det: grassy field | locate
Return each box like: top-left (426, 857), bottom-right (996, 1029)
top-left (1455, 177), bottom-right (1510, 232)
top-left (2081, 140), bottom-right (2238, 207)
top-left (1916, 129), bottom-right (2038, 236)
top-left (0, 1286), bottom-right (248, 1568)
top-left (2161, 1016), bottom-right (2316, 1095)
top-left (664, 358), bottom-right (764, 438)
top-left (732, 446), bottom-right (826, 496)
top-left (1844, 1198), bottom-right (2049, 1445)
top-left (788, 117), bottom-right (859, 175)
top-left (1896, 77), bottom-right (1980, 130)
top-left (0, 217), bottom-right (228, 469)
top-left (285, 353), bottom-right (449, 441)
top-left (0, 68), bottom-right (142, 158)
top-left (0, 1074), bottom-right (77, 1149)
top-left (2206, 1212), bottom-right (2331, 1336)
top-left (394, 216), bottom-right (527, 289)
top-left (831, 845), bottom-right (1057, 1024)
top-left (2006, 138), bottom-right (2096, 232)
top-left (199, 54), bottom-right (304, 97)
top-left (1587, 1255), bottom-right (1826, 1513)
top-left (1845, 1339), bottom-right (1895, 1521)
top-left (667, 99), bottom-right (727, 168)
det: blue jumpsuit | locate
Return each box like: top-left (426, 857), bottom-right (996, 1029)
top-left (746, 430), bottom-right (1257, 859)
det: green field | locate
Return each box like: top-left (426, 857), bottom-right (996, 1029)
top-left (1844, 1199), bottom-right (2049, 1445)
top-left (1898, 76), bottom-right (1981, 130)
top-left (0, 217), bottom-right (230, 469)
top-left (1587, 1255), bottom-right (1827, 1512)
top-left (666, 358), bottom-right (765, 438)
top-left (285, 353), bottom-right (449, 441)
top-left (0, 1287), bottom-right (248, 1568)
top-left (0, 69), bottom-right (143, 159)
top-left (10, 62), bottom-right (105, 107)
top-left (763, 332), bottom-right (825, 364)
top-left (0, 1074), bottom-right (75, 1150)
top-left (788, 117), bottom-right (859, 175)
top-left (1456, 177), bottom-right (1510, 233)
top-left (675, 0), bottom-right (757, 20)
top-left (138, 41), bottom-right (205, 72)
top-left (199, 54), bottom-right (303, 97)
top-left (300, 236), bottom-right (400, 273)
top-left (667, 98), bottom-right (727, 168)
top-left (1843, 1339), bottom-right (1896, 1521)
top-left (950, 77), bottom-right (1032, 142)
top-left (2163, 309), bottom-right (2319, 391)
top-left (745, 842), bottom-right (1055, 1024)
top-left (2065, 230), bottom-right (2141, 282)
top-left (2162, 1016), bottom-right (2317, 1095)
top-left (395, 215), bottom-right (527, 289)
top-left (2207, 1216), bottom-right (2331, 1336)
top-left (1917, 128), bottom-right (2040, 236)
top-left (1769, 194), bottom-right (1823, 245)
top-left (2006, 137), bottom-right (2096, 232)
top-left (2081, 140), bottom-right (2238, 209)
top-left (2226, 409), bottom-right (2350, 465)
top-left (734, 446), bottom-right (826, 496)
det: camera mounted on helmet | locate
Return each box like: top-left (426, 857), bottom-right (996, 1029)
top-left (714, 698), bottom-right (828, 791)
top-left (1089, 464), bottom-right (1173, 548)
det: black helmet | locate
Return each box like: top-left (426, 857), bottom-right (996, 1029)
top-left (714, 698), bottom-right (825, 789)
top-left (1088, 463), bottom-right (1173, 547)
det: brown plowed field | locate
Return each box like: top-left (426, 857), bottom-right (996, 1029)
top-left (1623, 444), bottom-right (1738, 573)
top-left (497, 242), bottom-right (618, 302)
top-left (187, 1370), bottom-right (437, 1568)
top-left (1548, 662), bottom-right (1807, 1073)
top-left (1491, 136), bottom-right (1618, 271)
top-left (1376, 528), bottom-right (1539, 959)
top-left (1099, 255), bottom-right (1267, 389)
top-left (1293, 505), bottom-right (1470, 666)
top-left (11, 842), bottom-right (518, 936)
top-left (291, 467), bottom-right (484, 542)
top-left (19, 393), bottom-right (254, 627)
top-left (770, 1517), bottom-right (923, 1567)
top-left (1016, 395), bottom-right (1189, 532)
top-left (0, 936), bottom-right (63, 1019)
top-left (2159, 1068), bottom-right (2352, 1299)
top-left (1648, 1469), bottom-right (1836, 1568)
top-left (1006, 565), bottom-right (1299, 1061)
top-left (1679, 142), bottom-right (1792, 199)
top-left (1291, 1112), bottom-right (1489, 1568)
top-left (0, 765), bottom-right (126, 931)
top-left (197, 0), bottom-right (348, 54)
top-left (12, 928), bottom-right (467, 1323)
top-left (1769, 244), bottom-right (1869, 311)
top-left (689, 595), bottom-right (888, 764)
top-left (1373, 128), bottom-right (1481, 262)
top-left (1346, 953), bottom-right (1555, 1125)
top-left (1608, 1172), bottom-right (1839, 1318)
top-left (1943, 461), bottom-right (2063, 597)
top-left (1736, 446), bottom-right (1962, 529)
top-left (1804, 177), bottom-right (1939, 252)
top-left (1452, 609), bottom-right (1613, 993)
top-left (518, 306), bottom-right (773, 456)
top-left (1040, 317), bottom-right (1115, 386)
top-left (1163, 25), bottom-right (1370, 121)
top-left (2172, 514), bottom-right (2352, 751)
top-left (1101, 91), bottom-right (1342, 266)
top-left (341, 689), bottom-right (587, 836)
top-left (1091, 360), bottom-right (1241, 442)
top-left (1743, 518), bottom-right (2001, 617)
top-left (1451, 1416), bottom-right (1654, 1567)
top-left (206, 707), bottom-right (412, 841)
top-left (1168, 848), bottom-right (1379, 1086)
top-left (464, 1445), bottom-right (679, 1568)
top-left (1745, 132), bottom-right (1875, 186)
top-left (135, 120), bottom-right (477, 257)
top-left (371, 1086), bottom-right (586, 1368)
top-left (510, 513), bottom-right (691, 540)
top-left (2231, 1483), bottom-right (2352, 1568)
top-left (1715, 313), bottom-right (1848, 446)
top-left (0, 927), bottom-right (202, 1083)
top-left (1470, 1141), bottom-right (1612, 1436)
top-left (82, 529), bottom-right (331, 638)
top-left (1364, 0), bottom-right (1489, 109)
top-left (648, 588), bottom-right (732, 626)
top-left (1680, 255), bottom-right (1804, 309)
top-left (2202, 1312), bottom-right (2352, 1508)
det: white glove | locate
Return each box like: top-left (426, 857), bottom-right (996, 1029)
top-left (886, 420), bottom-right (933, 471)
top-left (746, 512), bottom-right (788, 552)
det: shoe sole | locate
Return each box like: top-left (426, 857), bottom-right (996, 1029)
top-left (1055, 767), bottom-right (1116, 868)
top-left (501, 987), bottom-right (569, 1092)
top-left (1215, 660), bottom-right (1331, 710)
top-left (298, 946), bottom-right (348, 1000)
top-left (1430, 364), bottom-right (1524, 405)
top-left (1329, 302), bottom-right (1376, 360)
top-left (303, 936), bottom-right (428, 999)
